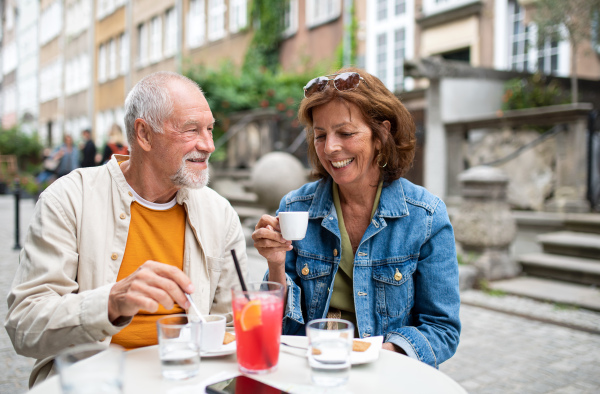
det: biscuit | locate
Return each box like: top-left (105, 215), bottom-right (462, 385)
top-left (352, 340), bottom-right (371, 352)
top-left (223, 332), bottom-right (236, 345)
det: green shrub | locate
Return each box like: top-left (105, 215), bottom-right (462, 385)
top-left (0, 126), bottom-right (44, 172)
top-left (502, 73), bottom-right (569, 111)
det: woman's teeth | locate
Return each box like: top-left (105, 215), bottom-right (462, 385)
top-left (331, 158), bottom-right (354, 168)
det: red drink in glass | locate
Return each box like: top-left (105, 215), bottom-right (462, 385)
top-left (232, 281), bottom-right (284, 374)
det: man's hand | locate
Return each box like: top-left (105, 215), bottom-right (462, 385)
top-left (108, 261), bottom-right (194, 323)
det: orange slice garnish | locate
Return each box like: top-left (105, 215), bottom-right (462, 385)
top-left (240, 300), bottom-right (262, 331)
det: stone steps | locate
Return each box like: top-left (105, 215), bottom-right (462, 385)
top-left (565, 213), bottom-right (600, 234)
top-left (518, 252), bottom-right (600, 286)
top-left (539, 231), bottom-right (600, 260)
top-left (487, 276), bottom-right (600, 312)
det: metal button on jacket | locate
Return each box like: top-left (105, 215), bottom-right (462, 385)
top-left (302, 265), bottom-right (309, 276)
top-left (394, 268), bottom-right (402, 281)
top-left (333, 249), bottom-right (338, 257)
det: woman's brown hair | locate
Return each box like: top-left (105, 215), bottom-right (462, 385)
top-left (298, 67), bottom-right (416, 184)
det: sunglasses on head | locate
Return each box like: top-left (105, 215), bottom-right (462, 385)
top-left (303, 72), bottom-right (369, 98)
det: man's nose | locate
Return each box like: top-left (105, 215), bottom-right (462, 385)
top-left (196, 131), bottom-right (215, 153)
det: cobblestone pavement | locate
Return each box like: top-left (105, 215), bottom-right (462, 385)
top-left (0, 195), bottom-right (36, 393)
top-left (1, 195), bottom-right (600, 393)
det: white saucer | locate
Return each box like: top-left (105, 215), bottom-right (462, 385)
top-left (301, 336), bottom-right (383, 365)
top-left (200, 341), bottom-right (236, 357)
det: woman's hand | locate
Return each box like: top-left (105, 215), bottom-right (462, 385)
top-left (252, 214), bottom-right (292, 284)
top-left (382, 342), bottom-right (407, 355)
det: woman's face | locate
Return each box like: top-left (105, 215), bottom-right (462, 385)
top-left (312, 100), bottom-right (381, 190)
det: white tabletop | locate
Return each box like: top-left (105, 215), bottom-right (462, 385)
top-left (30, 336), bottom-right (466, 394)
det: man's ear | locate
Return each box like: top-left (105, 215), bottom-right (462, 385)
top-left (135, 119), bottom-right (153, 152)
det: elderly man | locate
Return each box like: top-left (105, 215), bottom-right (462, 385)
top-left (5, 71), bottom-right (247, 386)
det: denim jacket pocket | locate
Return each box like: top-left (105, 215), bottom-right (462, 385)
top-left (372, 259), bottom-right (417, 317)
top-left (296, 252), bottom-right (334, 317)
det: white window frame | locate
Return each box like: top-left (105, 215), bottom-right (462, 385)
top-left (208, 0), bottom-right (226, 41)
top-left (138, 22), bottom-right (149, 67)
top-left (229, 0), bottom-right (247, 34)
top-left (394, 28), bottom-right (406, 92)
top-left (283, 0), bottom-right (299, 37)
top-left (120, 32), bottom-right (130, 74)
top-left (305, 0), bottom-right (341, 29)
top-left (150, 16), bottom-right (163, 64)
top-left (187, 0), bottom-right (206, 48)
top-left (108, 38), bottom-right (117, 79)
top-left (365, 0), bottom-right (415, 92)
top-left (98, 44), bottom-right (107, 82)
top-left (164, 7), bottom-right (177, 57)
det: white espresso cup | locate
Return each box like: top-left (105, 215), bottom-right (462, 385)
top-left (278, 211), bottom-right (309, 241)
top-left (200, 315), bottom-right (226, 353)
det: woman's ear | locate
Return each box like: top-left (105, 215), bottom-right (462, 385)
top-left (135, 119), bottom-right (153, 152)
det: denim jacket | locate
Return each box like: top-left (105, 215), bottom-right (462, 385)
top-left (269, 177), bottom-right (460, 368)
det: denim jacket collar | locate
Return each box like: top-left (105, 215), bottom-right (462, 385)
top-left (308, 177), bottom-right (410, 219)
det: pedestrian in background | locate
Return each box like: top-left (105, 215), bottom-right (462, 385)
top-left (80, 129), bottom-right (97, 167)
top-left (101, 124), bottom-right (129, 164)
top-left (54, 134), bottom-right (80, 178)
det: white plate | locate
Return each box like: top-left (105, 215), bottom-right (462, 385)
top-left (200, 341), bottom-right (236, 357)
top-left (300, 335), bottom-right (384, 365)
top-left (350, 336), bottom-right (383, 365)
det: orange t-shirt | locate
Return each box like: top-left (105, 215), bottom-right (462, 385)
top-left (110, 201), bottom-right (186, 350)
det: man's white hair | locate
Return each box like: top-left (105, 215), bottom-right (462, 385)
top-left (124, 71), bottom-right (203, 148)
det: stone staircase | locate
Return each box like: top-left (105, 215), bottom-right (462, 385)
top-left (489, 214), bottom-right (600, 311)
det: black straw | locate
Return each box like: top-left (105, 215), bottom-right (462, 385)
top-left (231, 249), bottom-right (250, 300)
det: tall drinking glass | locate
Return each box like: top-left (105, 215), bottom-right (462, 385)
top-left (156, 314), bottom-right (201, 380)
top-left (231, 281), bottom-right (284, 374)
top-left (307, 318), bottom-right (354, 387)
top-left (55, 343), bottom-right (124, 394)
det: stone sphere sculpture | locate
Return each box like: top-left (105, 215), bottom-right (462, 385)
top-left (250, 152), bottom-right (308, 212)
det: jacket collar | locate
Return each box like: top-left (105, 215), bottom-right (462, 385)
top-left (309, 177), bottom-right (409, 219)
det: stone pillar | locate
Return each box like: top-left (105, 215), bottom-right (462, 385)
top-left (545, 119), bottom-right (591, 212)
top-left (453, 166), bottom-right (519, 281)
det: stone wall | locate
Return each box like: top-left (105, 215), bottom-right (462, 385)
top-left (465, 127), bottom-right (556, 211)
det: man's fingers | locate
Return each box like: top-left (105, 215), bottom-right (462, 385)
top-left (135, 266), bottom-right (190, 310)
top-left (140, 261), bottom-right (194, 294)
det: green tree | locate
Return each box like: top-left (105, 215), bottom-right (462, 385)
top-left (532, 0), bottom-right (600, 102)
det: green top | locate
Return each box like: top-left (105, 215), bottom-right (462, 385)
top-left (329, 180), bottom-right (383, 334)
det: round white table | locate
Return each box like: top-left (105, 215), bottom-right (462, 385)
top-left (29, 336), bottom-right (466, 393)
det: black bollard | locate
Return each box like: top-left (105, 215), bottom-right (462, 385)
top-left (13, 178), bottom-right (21, 250)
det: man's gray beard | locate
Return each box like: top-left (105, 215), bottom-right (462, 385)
top-left (171, 153), bottom-right (211, 189)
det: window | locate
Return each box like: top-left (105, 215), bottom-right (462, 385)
top-left (537, 37), bottom-right (559, 75)
top-left (3, 41), bottom-right (17, 75)
top-left (377, 0), bottom-right (387, 21)
top-left (138, 23), bottom-right (149, 67)
top-left (40, 1), bottom-right (63, 46)
top-left (67, 0), bottom-right (91, 37)
top-left (3, 84), bottom-right (16, 115)
top-left (6, 6), bottom-right (14, 30)
top-left (510, 2), bottom-right (530, 72)
top-left (109, 38), bottom-right (117, 79)
top-left (164, 8), bottom-right (177, 57)
top-left (98, 44), bottom-right (107, 82)
top-left (40, 60), bottom-right (63, 102)
top-left (376, 33), bottom-right (387, 86)
top-left (283, 0), bottom-right (299, 37)
top-left (208, 0), bottom-right (226, 41)
top-left (229, 0), bottom-right (247, 33)
top-left (394, 28), bottom-right (405, 92)
top-left (395, 0), bottom-right (406, 15)
top-left (150, 16), bottom-right (163, 63)
top-left (422, 0), bottom-right (478, 16)
top-left (97, 0), bottom-right (125, 20)
top-left (187, 0), bottom-right (206, 48)
top-left (306, 0), bottom-right (341, 28)
top-left (120, 33), bottom-right (129, 74)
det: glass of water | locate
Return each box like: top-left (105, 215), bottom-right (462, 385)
top-left (306, 318), bottom-right (354, 387)
top-left (156, 314), bottom-right (201, 380)
top-left (55, 343), bottom-right (124, 394)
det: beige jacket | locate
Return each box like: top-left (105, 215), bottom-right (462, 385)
top-left (4, 156), bottom-right (248, 387)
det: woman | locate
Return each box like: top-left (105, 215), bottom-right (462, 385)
top-left (252, 68), bottom-right (460, 368)
top-left (101, 123), bottom-right (129, 164)
top-left (54, 135), bottom-right (80, 178)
